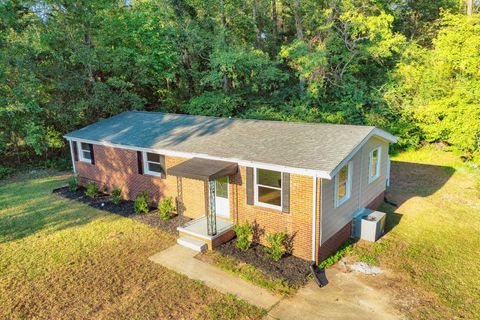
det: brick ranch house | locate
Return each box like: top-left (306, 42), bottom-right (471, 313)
top-left (64, 111), bottom-right (397, 263)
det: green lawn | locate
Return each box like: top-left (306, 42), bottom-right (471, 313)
top-left (0, 171), bottom-right (265, 319)
top-left (352, 146), bottom-right (480, 319)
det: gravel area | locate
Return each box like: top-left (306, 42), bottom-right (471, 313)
top-left (53, 186), bottom-right (190, 234)
top-left (216, 239), bottom-right (311, 287)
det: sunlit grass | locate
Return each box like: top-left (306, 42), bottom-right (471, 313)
top-left (352, 146), bottom-right (480, 319)
top-left (0, 171), bottom-right (265, 319)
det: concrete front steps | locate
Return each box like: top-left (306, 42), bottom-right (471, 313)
top-left (177, 236), bottom-right (207, 252)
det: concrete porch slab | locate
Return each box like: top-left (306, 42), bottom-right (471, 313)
top-left (149, 245), bottom-right (281, 310)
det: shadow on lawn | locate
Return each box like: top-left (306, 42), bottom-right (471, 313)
top-left (383, 160), bottom-right (455, 232)
top-left (0, 177), bottom-right (111, 244)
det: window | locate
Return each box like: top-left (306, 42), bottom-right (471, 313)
top-left (368, 147), bottom-right (381, 183)
top-left (254, 168), bottom-right (282, 209)
top-left (335, 162), bottom-right (352, 207)
top-left (143, 152), bottom-right (164, 176)
top-left (79, 142), bottom-right (92, 163)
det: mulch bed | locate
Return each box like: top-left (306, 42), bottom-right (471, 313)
top-left (216, 239), bottom-right (312, 287)
top-left (52, 186), bottom-right (190, 234)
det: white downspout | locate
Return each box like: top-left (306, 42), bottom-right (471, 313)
top-left (68, 139), bottom-right (77, 174)
top-left (311, 175), bottom-right (317, 262)
top-left (386, 154), bottom-right (391, 188)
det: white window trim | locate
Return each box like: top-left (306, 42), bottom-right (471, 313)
top-left (368, 146), bottom-right (381, 184)
top-left (143, 151), bottom-right (164, 177)
top-left (334, 161), bottom-right (352, 208)
top-left (253, 168), bottom-right (283, 210)
top-left (78, 142), bottom-right (92, 164)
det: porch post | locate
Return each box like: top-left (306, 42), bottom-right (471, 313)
top-left (176, 176), bottom-right (184, 215)
top-left (205, 180), bottom-right (217, 236)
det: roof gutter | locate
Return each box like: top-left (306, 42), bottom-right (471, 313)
top-left (64, 136), bottom-right (333, 179)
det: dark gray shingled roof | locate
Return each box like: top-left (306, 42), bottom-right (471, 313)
top-left (65, 111), bottom-right (396, 177)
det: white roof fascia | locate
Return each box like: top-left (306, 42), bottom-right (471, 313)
top-left (64, 136), bottom-right (332, 179)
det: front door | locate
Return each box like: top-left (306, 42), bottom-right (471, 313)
top-left (214, 176), bottom-right (230, 218)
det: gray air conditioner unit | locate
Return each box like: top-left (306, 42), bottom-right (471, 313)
top-left (353, 208), bottom-right (386, 242)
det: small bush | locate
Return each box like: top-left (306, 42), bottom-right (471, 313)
top-left (0, 166), bottom-right (14, 180)
top-left (134, 191), bottom-right (150, 214)
top-left (110, 187), bottom-right (122, 205)
top-left (85, 182), bottom-right (99, 198)
top-left (233, 221), bottom-right (253, 251)
top-left (68, 175), bottom-right (79, 191)
top-left (159, 197), bottom-right (175, 221)
top-left (265, 232), bottom-right (288, 261)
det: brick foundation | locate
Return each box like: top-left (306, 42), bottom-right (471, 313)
top-left (317, 222), bottom-right (352, 262)
top-left (366, 191), bottom-right (385, 210)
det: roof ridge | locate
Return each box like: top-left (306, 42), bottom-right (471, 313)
top-left (125, 111), bottom-right (376, 130)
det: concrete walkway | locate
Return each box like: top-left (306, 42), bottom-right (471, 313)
top-left (268, 265), bottom-right (403, 320)
top-left (149, 245), bottom-right (281, 310)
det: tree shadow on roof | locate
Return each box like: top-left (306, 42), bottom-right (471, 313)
top-left (79, 112), bottom-right (236, 149)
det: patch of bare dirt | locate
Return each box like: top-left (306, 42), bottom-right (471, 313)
top-left (341, 256), bottom-right (451, 319)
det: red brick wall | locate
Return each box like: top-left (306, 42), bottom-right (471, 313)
top-left (232, 166), bottom-right (314, 261)
top-left (74, 144), bottom-right (205, 219)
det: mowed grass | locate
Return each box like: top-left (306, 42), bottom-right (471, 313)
top-left (0, 171), bottom-right (265, 319)
top-left (352, 146), bottom-right (480, 319)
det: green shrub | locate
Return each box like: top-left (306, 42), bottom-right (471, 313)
top-left (318, 239), bottom-right (352, 269)
top-left (265, 232), bottom-right (288, 261)
top-left (233, 221), bottom-right (253, 251)
top-left (44, 157), bottom-right (71, 170)
top-left (110, 187), bottom-right (122, 205)
top-left (134, 191), bottom-right (150, 214)
top-left (68, 175), bottom-right (79, 191)
top-left (159, 197), bottom-right (175, 221)
top-left (85, 182), bottom-right (99, 198)
top-left (0, 166), bottom-right (14, 180)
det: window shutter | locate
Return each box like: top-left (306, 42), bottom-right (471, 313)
top-left (246, 167), bottom-right (254, 205)
top-left (137, 151), bottom-right (144, 174)
top-left (160, 155), bottom-right (166, 179)
top-left (88, 144), bottom-right (95, 165)
top-left (72, 141), bottom-right (79, 162)
top-left (282, 172), bottom-right (290, 213)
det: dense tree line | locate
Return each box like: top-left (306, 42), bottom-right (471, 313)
top-left (1, 0), bottom-right (479, 166)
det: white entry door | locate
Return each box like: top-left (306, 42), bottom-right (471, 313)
top-left (215, 176), bottom-right (230, 218)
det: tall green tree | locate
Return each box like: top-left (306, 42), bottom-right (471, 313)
top-left (387, 13), bottom-right (480, 158)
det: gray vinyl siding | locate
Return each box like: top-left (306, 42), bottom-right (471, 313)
top-left (358, 137), bottom-right (389, 208)
top-left (320, 136), bottom-right (389, 244)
